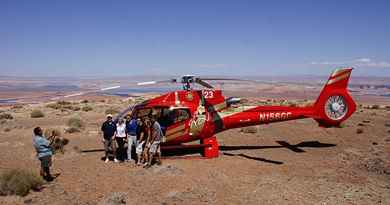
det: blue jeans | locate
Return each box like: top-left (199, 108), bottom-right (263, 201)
top-left (127, 135), bottom-right (137, 160)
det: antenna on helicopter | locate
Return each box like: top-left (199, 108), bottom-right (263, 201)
top-left (137, 75), bottom-right (253, 90)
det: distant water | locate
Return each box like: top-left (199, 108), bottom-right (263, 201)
top-left (381, 93), bottom-right (390, 97)
top-left (0, 99), bottom-right (18, 104)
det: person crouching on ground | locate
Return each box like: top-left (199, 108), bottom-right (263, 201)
top-left (101, 114), bottom-right (118, 163)
top-left (32, 127), bottom-right (54, 182)
top-left (115, 118), bottom-right (127, 162)
top-left (144, 114), bottom-right (163, 168)
top-left (125, 115), bottom-right (137, 163)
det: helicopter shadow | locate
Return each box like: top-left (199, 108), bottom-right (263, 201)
top-left (220, 140), bottom-right (336, 165)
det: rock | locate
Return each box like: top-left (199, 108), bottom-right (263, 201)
top-left (98, 192), bottom-right (126, 205)
top-left (356, 128), bottom-right (364, 134)
top-left (152, 164), bottom-right (184, 175)
top-left (363, 158), bottom-right (389, 175)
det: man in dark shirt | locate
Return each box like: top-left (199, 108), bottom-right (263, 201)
top-left (101, 114), bottom-right (117, 163)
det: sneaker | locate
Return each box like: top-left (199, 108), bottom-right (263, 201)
top-left (44, 175), bottom-right (54, 182)
top-left (114, 158), bottom-right (120, 163)
top-left (105, 158), bottom-right (109, 163)
top-left (143, 164), bottom-right (151, 169)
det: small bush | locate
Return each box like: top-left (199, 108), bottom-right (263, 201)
top-left (67, 116), bottom-right (84, 130)
top-left (72, 106), bottom-right (81, 111)
top-left (105, 108), bottom-right (119, 115)
top-left (82, 106), bottom-right (93, 112)
top-left (46, 103), bottom-right (61, 110)
top-left (81, 99), bottom-right (89, 104)
top-left (240, 126), bottom-right (258, 134)
top-left (4, 128), bottom-right (11, 132)
top-left (0, 169), bottom-right (44, 196)
top-left (57, 101), bottom-right (72, 106)
top-left (356, 128), bottom-right (364, 134)
top-left (51, 137), bottom-right (69, 154)
top-left (46, 101), bottom-right (80, 111)
top-left (65, 127), bottom-right (80, 133)
top-left (11, 105), bottom-right (23, 109)
top-left (0, 113), bottom-right (13, 120)
top-left (30, 110), bottom-right (44, 118)
top-left (371, 104), bottom-right (380, 109)
top-left (44, 128), bottom-right (62, 138)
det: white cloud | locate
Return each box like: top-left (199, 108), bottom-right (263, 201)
top-left (355, 58), bottom-right (371, 63)
top-left (310, 57), bottom-right (390, 68)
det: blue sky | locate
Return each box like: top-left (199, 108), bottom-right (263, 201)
top-left (1, 0), bottom-right (389, 76)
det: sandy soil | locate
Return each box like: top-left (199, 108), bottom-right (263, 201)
top-left (0, 96), bottom-right (389, 205)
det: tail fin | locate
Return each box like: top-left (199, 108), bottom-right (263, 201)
top-left (313, 67), bottom-right (356, 127)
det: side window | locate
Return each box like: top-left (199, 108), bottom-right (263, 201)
top-left (174, 109), bottom-right (190, 123)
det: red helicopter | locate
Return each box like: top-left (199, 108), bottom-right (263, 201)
top-left (113, 67), bottom-right (356, 158)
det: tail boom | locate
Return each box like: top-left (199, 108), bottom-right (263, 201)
top-left (218, 67), bottom-right (356, 132)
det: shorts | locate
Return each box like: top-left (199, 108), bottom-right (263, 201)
top-left (136, 141), bottom-right (144, 155)
top-left (149, 141), bottom-right (161, 154)
top-left (39, 155), bottom-right (52, 168)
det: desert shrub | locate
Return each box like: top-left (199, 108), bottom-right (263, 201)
top-left (72, 106), bottom-right (81, 111)
top-left (99, 192), bottom-right (126, 205)
top-left (46, 103), bottom-right (61, 110)
top-left (356, 128), bottom-right (364, 134)
top-left (105, 108), bottom-right (119, 115)
top-left (0, 113), bottom-right (13, 120)
top-left (81, 99), bottom-right (89, 104)
top-left (371, 104), bottom-right (380, 109)
top-left (46, 101), bottom-right (80, 111)
top-left (4, 128), bottom-right (11, 132)
top-left (44, 128), bottom-right (62, 138)
top-left (67, 116), bottom-right (84, 130)
top-left (51, 137), bottom-right (69, 154)
top-left (82, 105), bottom-right (93, 112)
top-left (0, 169), bottom-right (43, 196)
top-left (337, 123), bottom-right (346, 128)
top-left (11, 104), bottom-right (23, 109)
top-left (65, 127), bottom-right (80, 133)
top-left (57, 101), bottom-right (71, 106)
top-left (240, 126), bottom-right (258, 134)
top-left (30, 110), bottom-right (44, 118)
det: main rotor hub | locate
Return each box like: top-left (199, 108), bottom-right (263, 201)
top-left (181, 75), bottom-right (195, 90)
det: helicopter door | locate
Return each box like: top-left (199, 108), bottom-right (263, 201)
top-left (164, 108), bottom-right (191, 142)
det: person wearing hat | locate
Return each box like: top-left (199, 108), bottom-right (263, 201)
top-left (101, 114), bottom-right (118, 163)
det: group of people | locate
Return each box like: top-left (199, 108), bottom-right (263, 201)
top-left (101, 112), bottom-right (163, 168)
top-left (31, 111), bottom-right (164, 183)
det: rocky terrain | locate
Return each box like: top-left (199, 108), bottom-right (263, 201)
top-left (0, 92), bottom-right (389, 204)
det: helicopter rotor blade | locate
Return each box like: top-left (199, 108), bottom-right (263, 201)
top-left (50, 85), bottom-right (121, 100)
top-left (198, 78), bottom-right (256, 82)
top-left (195, 78), bottom-right (214, 89)
top-left (137, 79), bottom-right (177, 86)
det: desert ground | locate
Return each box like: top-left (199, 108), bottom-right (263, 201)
top-left (0, 78), bottom-right (389, 205)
